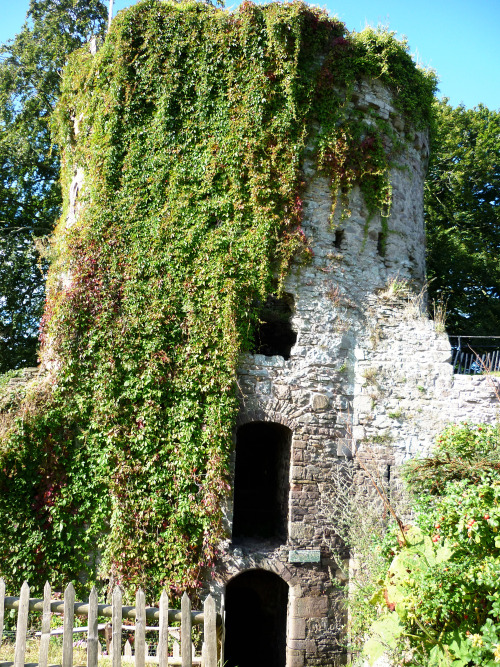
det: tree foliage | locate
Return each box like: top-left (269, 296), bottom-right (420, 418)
top-left (0, 0), bottom-right (107, 372)
top-left (425, 100), bottom-right (500, 335)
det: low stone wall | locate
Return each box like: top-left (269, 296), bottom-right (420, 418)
top-left (0, 367), bottom-right (40, 411)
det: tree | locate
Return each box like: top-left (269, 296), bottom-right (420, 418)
top-left (0, 0), bottom-right (107, 372)
top-left (425, 100), bottom-right (500, 335)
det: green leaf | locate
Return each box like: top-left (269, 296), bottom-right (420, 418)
top-left (363, 612), bottom-right (405, 666)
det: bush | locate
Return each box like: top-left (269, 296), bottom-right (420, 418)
top-left (363, 423), bottom-right (500, 666)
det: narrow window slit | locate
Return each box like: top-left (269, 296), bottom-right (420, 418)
top-left (377, 232), bottom-right (386, 256)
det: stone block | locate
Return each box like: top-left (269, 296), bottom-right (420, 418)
top-left (289, 523), bottom-right (315, 541)
top-left (355, 395), bottom-right (373, 414)
top-left (287, 650), bottom-right (305, 667)
top-left (291, 465), bottom-right (306, 479)
top-left (352, 425), bottom-right (365, 440)
top-left (311, 393), bottom-right (329, 410)
top-left (304, 639), bottom-right (318, 653)
top-left (255, 380), bottom-right (271, 395)
top-left (289, 616), bottom-right (306, 640)
top-left (296, 596), bottom-right (329, 618)
top-left (274, 384), bottom-right (291, 400)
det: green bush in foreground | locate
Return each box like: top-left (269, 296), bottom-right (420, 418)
top-left (364, 423), bottom-right (500, 666)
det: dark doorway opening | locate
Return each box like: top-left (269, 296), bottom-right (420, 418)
top-left (232, 422), bottom-right (291, 546)
top-left (224, 570), bottom-right (288, 667)
top-left (251, 294), bottom-right (296, 359)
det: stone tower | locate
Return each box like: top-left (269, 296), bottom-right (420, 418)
top-left (26, 6), bottom-right (500, 666)
top-left (212, 79), bottom-right (499, 667)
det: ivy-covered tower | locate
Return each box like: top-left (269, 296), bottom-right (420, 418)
top-left (10, 2), bottom-right (497, 666)
top-left (217, 76), bottom-right (432, 666)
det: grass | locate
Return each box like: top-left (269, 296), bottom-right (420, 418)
top-left (0, 638), bottom-right (89, 665)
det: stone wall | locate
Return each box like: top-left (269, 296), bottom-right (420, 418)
top-left (210, 80), bottom-right (499, 667)
top-left (0, 367), bottom-right (40, 412)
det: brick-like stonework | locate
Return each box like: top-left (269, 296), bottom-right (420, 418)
top-left (209, 81), bottom-right (499, 667)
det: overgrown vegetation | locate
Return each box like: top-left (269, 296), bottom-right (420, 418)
top-left (358, 423), bottom-right (500, 666)
top-left (0, 0), bottom-right (435, 600)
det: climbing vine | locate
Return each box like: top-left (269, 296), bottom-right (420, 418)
top-left (0, 0), bottom-right (435, 600)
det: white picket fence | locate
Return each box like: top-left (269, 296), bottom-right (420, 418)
top-left (0, 580), bottom-right (222, 667)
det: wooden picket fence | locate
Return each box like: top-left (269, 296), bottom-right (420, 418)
top-left (0, 580), bottom-right (222, 667)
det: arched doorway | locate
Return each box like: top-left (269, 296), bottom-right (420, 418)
top-left (224, 569), bottom-right (288, 667)
top-left (232, 421), bottom-right (291, 545)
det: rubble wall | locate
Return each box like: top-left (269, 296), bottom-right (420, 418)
top-left (212, 80), bottom-right (499, 667)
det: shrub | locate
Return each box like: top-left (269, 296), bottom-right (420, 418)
top-left (363, 423), bottom-right (500, 666)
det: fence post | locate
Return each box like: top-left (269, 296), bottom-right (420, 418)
top-left (39, 581), bottom-right (51, 667)
top-left (218, 592), bottom-right (225, 667)
top-left (0, 578), bottom-right (5, 646)
top-left (181, 593), bottom-right (192, 667)
top-left (158, 590), bottom-right (169, 667)
top-left (62, 582), bottom-right (75, 667)
top-left (14, 581), bottom-right (29, 667)
top-left (135, 588), bottom-right (146, 667)
top-left (203, 596), bottom-right (217, 667)
top-left (87, 586), bottom-right (99, 667)
top-left (112, 586), bottom-right (122, 667)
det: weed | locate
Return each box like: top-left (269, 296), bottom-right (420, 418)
top-left (321, 436), bottom-right (410, 661)
top-left (326, 284), bottom-right (342, 306)
top-left (379, 274), bottom-right (410, 300)
top-left (371, 433), bottom-right (393, 444)
top-left (432, 296), bottom-right (448, 333)
top-left (362, 367), bottom-right (379, 386)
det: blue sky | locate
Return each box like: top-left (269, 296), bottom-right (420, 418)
top-left (1, 0), bottom-right (499, 110)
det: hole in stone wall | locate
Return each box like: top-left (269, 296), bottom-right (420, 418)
top-left (232, 421), bottom-right (291, 545)
top-left (334, 229), bottom-right (344, 249)
top-left (251, 293), bottom-right (296, 360)
top-left (377, 232), bottom-right (386, 256)
top-left (224, 570), bottom-right (288, 667)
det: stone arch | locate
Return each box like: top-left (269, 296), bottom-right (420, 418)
top-left (236, 404), bottom-right (299, 433)
top-left (232, 421), bottom-right (291, 545)
top-left (224, 569), bottom-right (289, 667)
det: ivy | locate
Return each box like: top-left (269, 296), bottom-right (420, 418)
top-left (0, 0), bottom-right (435, 601)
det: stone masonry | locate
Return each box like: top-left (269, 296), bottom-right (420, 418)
top-left (208, 80), bottom-right (500, 667)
